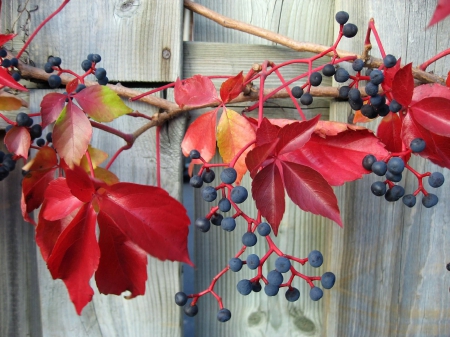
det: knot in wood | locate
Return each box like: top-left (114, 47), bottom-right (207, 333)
top-left (162, 48), bottom-right (171, 60)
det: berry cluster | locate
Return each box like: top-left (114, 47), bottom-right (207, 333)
top-left (363, 138), bottom-right (444, 208)
top-left (177, 149), bottom-right (336, 322)
top-left (0, 150), bottom-right (17, 181)
top-left (0, 47), bottom-right (21, 82)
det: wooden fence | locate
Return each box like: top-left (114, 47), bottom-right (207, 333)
top-left (1, 1), bottom-right (449, 336)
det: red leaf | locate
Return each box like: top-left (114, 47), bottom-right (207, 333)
top-left (46, 203), bottom-right (100, 315)
top-left (446, 71), bottom-right (450, 88)
top-left (220, 71), bottom-right (244, 103)
top-left (315, 120), bottom-right (365, 137)
top-left (402, 113), bottom-right (450, 169)
top-left (409, 97), bottom-right (450, 136)
top-left (282, 129), bottom-right (389, 186)
top-left (255, 118), bottom-right (280, 146)
top-left (0, 33), bottom-right (16, 46)
top-left (22, 169), bottom-right (57, 214)
top-left (65, 166), bottom-right (96, 203)
top-left (245, 141), bottom-right (278, 178)
top-left (412, 83), bottom-right (450, 103)
top-left (42, 178), bottom-right (85, 221)
top-left (0, 66), bottom-right (27, 91)
top-left (66, 78), bottom-right (79, 94)
top-left (251, 163), bottom-right (285, 235)
top-left (181, 108), bottom-right (218, 162)
top-left (174, 75), bottom-right (219, 108)
top-left (98, 183), bottom-right (192, 265)
top-left (96, 212), bottom-right (147, 297)
top-left (280, 161), bottom-right (342, 226)
top-left (276, 115), bottom-right (320, 155)
top-left (53, 101), bottom-right (92, 168)
top-left (377, 112), bottom-right (403, 152)
top-left (4, 126), bottom-right (31, 159)
top-left (392, 63), bottom-right (414, 107)
top-left (40, 93), bottom-right (67, 128)
top-left (428, 0), bottom-right (450, 27)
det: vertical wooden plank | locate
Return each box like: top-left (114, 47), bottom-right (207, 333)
top-left (0, 132), bottom-right (43, 337)
top-left (325, 1), bottom-right (450, 336)
top-left (188, 1), bottom-right (335, 335)
top-left (1, 0), bottom-right (183, 82)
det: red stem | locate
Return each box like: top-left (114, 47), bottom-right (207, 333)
top-left (419, 48), bottom-right (450, 71)
top-left (366, 20), bottom-right (386, 58)
top-left (273, 68), bottom-right (306, 120)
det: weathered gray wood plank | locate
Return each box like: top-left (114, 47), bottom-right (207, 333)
top-left (0, 132), bottom-right (42, 337)
top-left (29, 89), bottom-right (186, 337)
top-left (1, 0), bottom-right (183, 82)
top-left (324, 1), bottom-right (450, 336)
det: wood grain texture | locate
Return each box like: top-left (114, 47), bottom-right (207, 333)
top-left (29, 89), bottom-right (186, 337)
top-left (0, 132), bottom-right (42, 337)
top-left (1, 0), bottom-right (183, 82)
top-left (324, 1), bottom-right (450, 336)
top-left (188, 1), bottom-right (334, 336)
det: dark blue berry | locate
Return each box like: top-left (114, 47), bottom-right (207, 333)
top-left (44, 62), bottom-right (54, 73)
top-left (95, 67), bottom-right (107, 80)
top-left (98, 76), bottom-right (108, 85)
top-left (218, 198), bottom-right (232, 212)
top-left (291, 86), bottom-right (304, 98)
top-left (361, 104), bottom-right (378, 119)
top-left (308, 250), bottom-right (323, 268)
top-left (285, 287), bottom-right (300, 302)
top-left (309, 287), bottom-right (323, 301)
top-left (46, 132), bottom-right (53, 143)
top-left (343, 23), bottom-right (358, 38)
top-left (410, 138), bottom-right (425, 153)
top-left (267, 270), bottom-right (283, 286)
top-left (370, 95), bottom-right (385, 108)
top-left (221, 167), bottom-right (237, 184)
top-left (202, 169), bottom-right (215, 183)
top-left (29, 124), bottom-right (43, 139)
top-left (195, 217), bottom-right (210, 232)
top-left (189, 149), bottom-right (201, 159)
top-left (12, 72), bottom-right (20, 81)
top-left (221, 217), bottom-right (236, 232)
top-left (322, 64), bottom-right (336, 77)
top-left (246, 254), bottom-right (260, 270)
top-left (377, 104), bottom-right (390, 117)
top-left (371, 181), bottom-right (386, 196)
top-left (217, 308), bottom-right (231, 322)
top-left (48, 74), bottom-right (62, 88)
top-left (422, 193), bottom-right (438, 208)
top-left (237, 279), bottom-right (252, 295)
top-left (1, 59), bottom-right (11, 67)
top-left (174, 292), bottom-right (188, 306)
top-left (189, 175), bottom-right (203, 188)
top-left (387, 157), bottom-right (405, 174)
top-left (242, 232), bottom-right (257, 247)
top-left (16, 112), bottom-right (32, 127)
top-left (371, 161), bottom-right (387, 176)
top-left (229, 258), bottom-right (243, 272)
top-left (338, 85), bottom-right (350, 98)
top-left (75, 84), bottom-right (86, 93)
top-left (231, 186), bottom-right (248, 204)
top-left (211, 213), bottom-right (223, 226)
top-left (87, 54), bottom-right (95, 61)
top-left (81, 59), bottom-right (92, 71)
top-left (0, 48), bottom-right (7, 57)
top-left (370, 69), bottom-right (384, 85)
top-left (385, 185), bottom-right (405, 202)
top-left (365, 82), bottom-right (379, 96)
top-left (309, 72), bottom-right (322, 86)
top-left (349, 98), bottom-right (363, 111)
top-left (348, 88), bottom-right (361, 101)
top-left (36, 138), bottom-right (46, 147)
top-left (335, 68), bottom-right (350, 83)
top-left (92, 54), bottom-right (102, 63)
top-left (264, 284), bottom-right (279, 296)
top-left (389, 100), bottom-right (402, 113)
top-left (383, 54), bottom-right (397, 68)
top-left (2, 156), bottom-right (15, 171)
top-left (202, 186), bottom-right (217, 202)
top-left (385, 171), bottom-right (402, 183)
top-left (428, 172), bottom-right (444, 188)
top-left (402, 194), bottom-right (416, 207)
top-left (49, 56), bottom-right (62, 66)
top-left (321, 272), bottom-right (336, 289)
top-left (300, 92), bottom-right (313, 105)
top-left (335, 11), bottom-right (349, 25)
top-left (257, 222), bottom-right (271, 236)
top-left (275, 257), bottom-right (291, 273)
top-left (184, 304), bottom-right (198, 317)
top-left (352, 59), bottom-right (364, 72)
top-left (252, 281), bottom-right (262, 292)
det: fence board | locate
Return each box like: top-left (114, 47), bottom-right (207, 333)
top-left (1, 0), bottom-right (183, 82)
top-left (324, 1), bottom-right (450, 336)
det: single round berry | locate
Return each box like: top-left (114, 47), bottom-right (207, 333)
top-left (321, 272), bottom-right (336, 289)
top-left (221, 167), bottom-right (237, 184)
top-left (10, 57), bottom-right (18, 67)
top-left (87, 54), bottom-right (95, 61)
top-left (202, 169), bottom-right (215, 183)
top-left (189, 149), bottom-right (200, 159)
top-left (195, 217), bottom-right (210, 232)
top-left (98, 76), bottom-right (109, 85)
top-left (231, 186), bottom-right (248, 204)
top-left (383, 54), bottom-right (397, 68)
top-left (1, 59), bottom-right (11, 67)
top-left (81, 59), bottom-right (92, 71)
top-left (267, 270), bottom-right (283, 286)
top-left (291, 86), bottom-right (304, 98)
top-left (349, 98), bottom-right (363, 111)
top-left (371, 181), bottom-right (387, 196)
top-left (402, 194), bottom-right (416, 207)
top-left (221, 217), bottom-right (236, 232)
top-left (218, 198), bottom-right (232, 212)
top-left (229, 258), bottom-right (243, 272)
top-left (76, 84), bottom-right (87, 93)
top-left (252, 281), bottom-right (262, 292)
top-left (322, 64), bottom-right (336, 77)
top-left (389, 99), bottom-right (402, 113)
top-left (385, 185), bottom-right (405, 202)
top-left (285, 287), bottom-right (300, 302)
top-left (92, 54), bottom-right (102, 63)
top-left (361, 104), bottom-right (378, 119)
top-left (36, 138), bottom-right (45, 147)
top-left (46, 132), bottom-right (53, 143)
top-left (44, 62), bottom-right (54, 73)
top-left (334, 68), bottom-right (350, 83)
top-left (184, 304), bottom-right (198, 317)
top-left (257, 222), bottom-right (271, 236)
top-left (370, 94), bottom-right (385, 108)
top-left (275, 257), bottom-right (291, 273)
top-left (16, 112), bottom-right (32, 127)
top-left (422, 193), bottom-right (438, 208)
top-left (95, 67), bottom-right (107, 80)
top-left (300, 92), bottom-right (313, 105)
top-left (242, 232), bottom-right (257, 247)
top-left (387, 157), bottom-right (405, 174)
top-left (365, 82), bottom-right (379, 96)
top-left (308, 250), bottom-right (323, 268)
top-left (335, 11), bottom-right (349, 25)
top-left (48, 74), bottom-right (62, 88)
top-left (348, 88), bottom-right (361, 101)
top-left (371, 161), bottom-right (387, 176)
top-left (343, 23), bottom-right (358, 38)
top-left (0, 48), bottom-right (7, 57)
top-left (12, 72), bottom-right (21, 81)
top-left (376, 104), bottom-right (390, 117)
top-left (352, 59), bottom-right (364, 72)
top-left (202, 186), bottom-right (217, 202)
top-left (385, 171), bottom-right (402, 183)
top-left (29, 124), bottom-right (43, 139)
top-left (49, 56), bottom-right (62, 66)
top-left (217, 308), bottom-right (231, 322)
top-left (310, 287), bottom-right (323, 301)
top-left (174, 292), bottom-right (188, 306)
top-left (211, 213), bottom-right (223, 226)
top-left (338, 85), bottom-right (350, 98)
top-left (264, 284), bottom-right (279, 297)
top-left (189, 175), bottom-right (203, 188)
top-left (237, 279), bottom-right (252, 295)
top-left (428, 172), bottom-right (445, 188)
top-left (246, 254), bottom-right (260, 270)
top-left (410, 138), bottom-right (426, 153)
top-left (370, 69), bottom-right (384, 85)
top-left (309, 72), bottom-right (322, 86)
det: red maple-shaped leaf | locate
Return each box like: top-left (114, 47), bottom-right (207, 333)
top-left (46, 203), bottom-right (100, 315)
top-left (174, 75), bottom-right (220, 108)
top-left (402, 113), bottom-right (450, 169)
top-left (247, 116), bottom-right (342, 233)
top-left (40, 93), bottom-right (67, 128)
top-left (283, 128), bottom-right (388, 186)
top-left (428, 0), bottom-right (450, 27)
top-left (220, 71), bottom-right (244, 103)
top-left (409, 97), bottom-right (450, 137)
top-left (96, 212), bottom-right (147, 297)
top-left (53, 101), bottom-right (92, 168)
top-left (377, 112), bottom-right (403, 153)
top-left (181, 108), bottom-right (219, 162)
top-left (0, 66), bottom-right (27, 91)
top-left (4, 126), bottom-right (31, 159)
top-left (75, 85), bottom-right (132, 122)
top-left (392, 63), bottom-right (414, 107)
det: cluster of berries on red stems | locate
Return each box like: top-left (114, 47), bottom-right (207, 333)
top-left (0, 47), bottom-right (21, 82)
